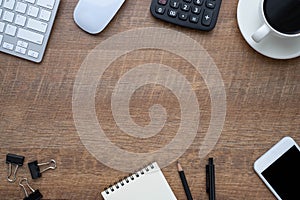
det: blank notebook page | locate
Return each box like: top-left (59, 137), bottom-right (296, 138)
top-left (101, 162), bottom-right (177, 200)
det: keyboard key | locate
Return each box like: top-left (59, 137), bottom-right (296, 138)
top-left (15, 46), bottom-right (26, 54)
top-left (0, 0), bottom-right (2, 6)
top-left (3, 0), bottom-right (15, 10)
top-left (28, 5), bottom-right (39, 17)
top-left (0, 22), bottom-right (5, 32)
top-left (17, 28), bottom-right (44, 45)
top-left (3, 42), bottom-right (14, 50)
top-left (37, 0), bottom-right (55, 9)
top-left (17, 40), bottom-right (28, 48)
top-left (28, 50), bottom-right (39, 58)
top-left (39, 9), bottom-right (51, 21)
top-left (27, 18), bottom-right (48, 33)
top-left (15, 2), bottom-right (27, 13)
top-left (0, 8), bottom-right (2, 18)
top-left (0, 35), bottom-right (3, 44)
top-left (15, 14), bottom-right (27, 26)
top-left (25, 0), bottom-right (35, 4)
top-left (3, 11), bottom-right (15, 22)
top-left (5, 24), bottom-right (17, 36)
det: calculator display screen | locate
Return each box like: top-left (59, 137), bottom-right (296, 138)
top-left (261, 145), bottom-right (300, 199)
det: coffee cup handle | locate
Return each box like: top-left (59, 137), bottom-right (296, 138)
top-left (251, 24), bottom-right (271, 43)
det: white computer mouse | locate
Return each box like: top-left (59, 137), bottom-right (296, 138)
top-left (73, 0), bottom-right (125, 34)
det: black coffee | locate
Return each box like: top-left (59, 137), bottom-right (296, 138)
top-left (263, 0), bottom-right (300, 34)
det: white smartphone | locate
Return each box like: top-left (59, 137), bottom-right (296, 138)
top-left (254, 136), bottom-right (300, 200)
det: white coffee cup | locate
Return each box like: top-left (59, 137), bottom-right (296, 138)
top-left (251, 0), bottom-right (300, 43)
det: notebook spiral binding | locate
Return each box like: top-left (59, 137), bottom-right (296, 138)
top-left (104, 162), bottom-right (155, 195)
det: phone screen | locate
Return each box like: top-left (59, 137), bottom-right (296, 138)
top-left (261, 145), bottom-right (300, 200)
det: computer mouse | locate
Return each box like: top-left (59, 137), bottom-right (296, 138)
top-left (73, 0), bottom-right (125, 34)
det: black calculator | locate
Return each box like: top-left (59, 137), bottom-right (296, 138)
top-left (150, 0), bottom-right (222, 31)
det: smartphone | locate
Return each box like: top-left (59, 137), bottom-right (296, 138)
top-left (254, 136), bottom-right (300, 200)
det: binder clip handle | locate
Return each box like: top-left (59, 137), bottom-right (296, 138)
top-left (28, 159), bottom-right (56, 179)
top-left (19, 178), bottom-right (43, 200)
top-left (19, 178), bottom-right (35, 197)
top-left (7, 163), bottom-right (19, 183)
top-left (39, 159), bottom-right (56, 173)
top-left (6, 153), bottom-right (25, 183)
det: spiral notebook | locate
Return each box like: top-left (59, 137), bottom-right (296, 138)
top-left (101, 162), bottom-right (177, 200)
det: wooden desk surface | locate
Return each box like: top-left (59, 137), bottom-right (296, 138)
top-left (0, 0), bottom-right (299, 199)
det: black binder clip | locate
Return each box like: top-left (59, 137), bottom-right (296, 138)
top-left (19, 178), bottom-right (43, 200)
top-left (28, 159), bottom-right (56, 179)
top-left (6, 153), bottom-right (25, 183)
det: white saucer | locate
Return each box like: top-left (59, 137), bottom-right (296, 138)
top-left (237, 0), bottom-right (300, 59)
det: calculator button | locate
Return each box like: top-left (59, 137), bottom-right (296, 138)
top-left (193, 0), bottom-right (203, 6)
top-left (168, 9), bottom-right (177, 17)
top-left (155, 6), bottom-right (166, 14)
top-left (206, 1), bottom-right (216, 9)
top-left (158, 0), bottom-right (168, 5)
top-left (191, 6), bottom-right (201, 14)
top-left (179, 13), bottom-right (188, 20)
top-left (190, 15), bottom-right (199, 23)
top-left (184, 0), bottom-right (192, 2)
top-left (170, 0), bottom-right (180, 8)
top-left (202, 9), bottom-right (213, 26)
top-left (181, 3), bottom-right (190, 11)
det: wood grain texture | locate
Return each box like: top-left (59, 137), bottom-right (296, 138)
top-left (0, 0), bottom-right (299, 199)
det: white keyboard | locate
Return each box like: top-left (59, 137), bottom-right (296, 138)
top-left (0, 0), bottom-right (60, 63)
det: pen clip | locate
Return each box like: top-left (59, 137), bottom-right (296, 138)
top-left (206, 158), bottom-right (216, 200)
top-left (206, 165), bottom-right (210, 193)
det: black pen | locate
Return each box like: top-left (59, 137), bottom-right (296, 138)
top-left (206, 158), bottom-right (216, 200)
top-left (177, 161), bottom-right (193, 200)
